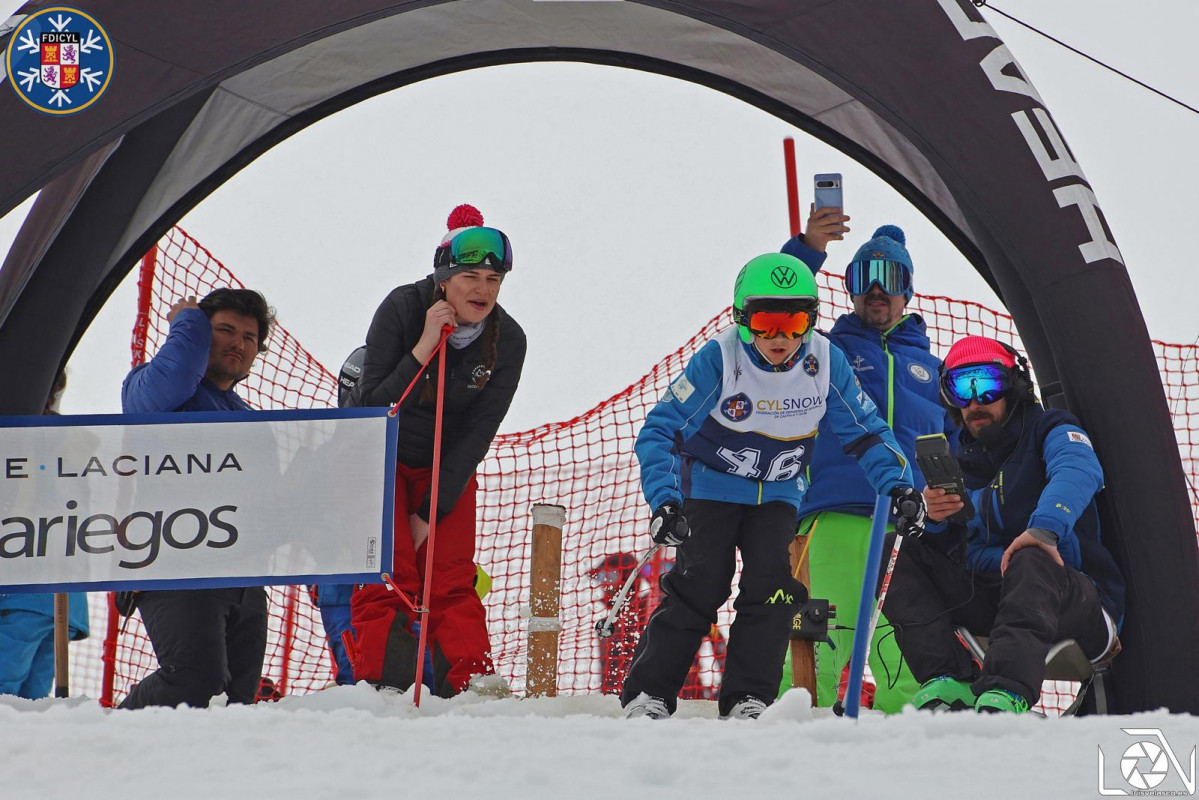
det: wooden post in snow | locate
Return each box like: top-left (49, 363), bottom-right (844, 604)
top-left (526, 504), bottom-right (565, 697)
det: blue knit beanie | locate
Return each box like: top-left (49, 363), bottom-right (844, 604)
top-left (848, 225), bottom-right (914, 300)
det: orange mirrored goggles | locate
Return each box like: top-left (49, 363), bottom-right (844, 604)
top-left (747, 309), bottom-right (814, 339)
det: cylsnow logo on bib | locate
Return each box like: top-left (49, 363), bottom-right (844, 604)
top-left (5, 7), bottom-right (113, 114)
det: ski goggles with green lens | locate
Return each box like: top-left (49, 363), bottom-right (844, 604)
top-left (845, 259), bottom-right (912, 297)
top-left (435, 227), bottom-right (513, 272)
top-left (940, 363), bottom-right (1011, 408)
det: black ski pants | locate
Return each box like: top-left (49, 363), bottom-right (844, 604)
top-left (885, 534), bottom-right (1110, 703)
top-left (620, 499), bottom-right (806, 716)
top-left (119, 587), bottom-right (268, 709)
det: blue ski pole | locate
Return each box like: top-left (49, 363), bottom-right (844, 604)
top-left (840, 494), bottom-right (891, 719)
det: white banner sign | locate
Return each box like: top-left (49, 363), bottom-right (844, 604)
top-left (0, 408), bottom-right (396, 592)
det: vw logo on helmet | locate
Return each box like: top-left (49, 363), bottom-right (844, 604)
top-left (770, 265), bottom-right (797, 288)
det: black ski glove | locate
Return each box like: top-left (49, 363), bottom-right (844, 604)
top-left (889, 487), bottom-right (927, 537)
top-left (649, 503), bottom-right (690, 546)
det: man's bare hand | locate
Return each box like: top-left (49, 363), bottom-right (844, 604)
top-left (1000, 530), bottom-right (1064, 574)
top-left (166, 296), bottom-right (199, 324)
top-left (803, 203), bottom-right (851, 252)
top-left (922, 486), bottom-right (964, 523)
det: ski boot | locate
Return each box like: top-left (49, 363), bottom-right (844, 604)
top-left (975, 688), bottom-right (1029, 714)
top-left (624, 693), bottom-right (671, 719)
top-left (720, 696), bottom-right (768, 720)
top-left (912, 675), bottom-right (976, 711)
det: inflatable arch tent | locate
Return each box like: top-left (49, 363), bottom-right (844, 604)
top-left (0, 1), bottom-right (1194, 713)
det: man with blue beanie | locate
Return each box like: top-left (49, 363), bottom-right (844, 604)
top-left (781, 222), bottom-right (954, 713)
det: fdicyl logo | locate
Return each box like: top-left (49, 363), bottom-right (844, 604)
top-left (1099, 728), bottom-right (1196, 796)
top-left (770, 265), bottom-right (797, 289)
top-left (5, 7), bottom-right (113, 114)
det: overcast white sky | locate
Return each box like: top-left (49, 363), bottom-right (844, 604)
top-left (1, 1), bottom-right (1195, 431)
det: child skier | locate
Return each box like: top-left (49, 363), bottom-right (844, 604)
top-left (620, 252), bottom-right (924, 720)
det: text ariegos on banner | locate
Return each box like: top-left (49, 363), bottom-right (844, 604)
top-left (0, 408), bottom-right (396, 592)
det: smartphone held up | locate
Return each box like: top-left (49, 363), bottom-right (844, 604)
top-left (814, 173), bottom-right (843, 211)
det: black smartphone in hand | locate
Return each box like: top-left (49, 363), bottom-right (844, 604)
top-left (915, 434), bottom-right (974, 523)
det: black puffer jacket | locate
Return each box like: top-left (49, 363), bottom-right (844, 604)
top-left (350, 276), bottom-right (526, 520)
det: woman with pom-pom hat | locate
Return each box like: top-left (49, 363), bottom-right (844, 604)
top-left (346, 204), bottom-right (526, 697)
top-left (779, 222), bottom-right (955, 713)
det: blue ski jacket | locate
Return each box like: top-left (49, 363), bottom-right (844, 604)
top-left (636, 329), bottom-right (912, 514)
top-left (782, 234), bottom-right (954, 518)
top-left (926, 401), bottom-right (1125, 620)
top-left (122, 308), bottom-right (253, 414)
top-left (0, 593), bottom-right (89, 638)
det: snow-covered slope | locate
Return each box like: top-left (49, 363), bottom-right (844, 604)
top-left (5, 685), bottom-right (1196, 799)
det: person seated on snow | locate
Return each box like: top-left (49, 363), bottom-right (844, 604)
top-left (884, 336), bottom-right (1125, 714)
top-left (119, 288), bottom-right (276, 710)
top-left (620, 251), bottom-right (924, 721)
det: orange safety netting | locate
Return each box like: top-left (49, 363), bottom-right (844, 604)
top-left (66, 226), bottom-right (1197, 716)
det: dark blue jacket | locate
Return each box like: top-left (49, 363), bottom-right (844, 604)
top-left (782, 235), bottom-right (954, 518)
top-left (939, 401), bottom-right (1125, 620)
top-left (122, 308), bottom-right (253, 414)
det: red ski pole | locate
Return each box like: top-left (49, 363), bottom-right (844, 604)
top-left (783, 137), bottom-right (801, 238)
top-left (411, 324), bottom-right (453, 707)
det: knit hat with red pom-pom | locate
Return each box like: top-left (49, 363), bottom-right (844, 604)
top-left (432, 204), bottom-right (485, 283)
top-left (439, 204), bottom-right (485, 246)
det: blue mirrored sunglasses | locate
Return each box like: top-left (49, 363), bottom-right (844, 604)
top-left (845, 259), bottom-right (912, 297)
top-left (940, 363), bottom-right (1011, 408)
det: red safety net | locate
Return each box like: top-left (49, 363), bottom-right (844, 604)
top-left (66, 226), bottom-right (1196, 716)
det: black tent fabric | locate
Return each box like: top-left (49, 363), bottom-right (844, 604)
top-left (0, 0), bottom-right (1194, 712)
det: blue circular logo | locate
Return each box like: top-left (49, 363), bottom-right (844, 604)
top-left (720, 393), bottom-right (753, 422)
top-left (5, 7), bottom-right (113, 115)
top-left (803, 354), bottom-right (820, 376)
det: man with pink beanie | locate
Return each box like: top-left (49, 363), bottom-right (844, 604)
top-left (884, 335), bottom-right (1124, 713)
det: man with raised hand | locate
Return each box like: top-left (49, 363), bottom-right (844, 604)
top-left (119, 288), bottom-right (275, 709)
top-left (781, 220), bottom-right (953, 712)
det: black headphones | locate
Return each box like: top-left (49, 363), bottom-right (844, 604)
top-left (996, 342), bottom-right (1037, 403)
top-left (937, 340), bottom-right (1037, 408)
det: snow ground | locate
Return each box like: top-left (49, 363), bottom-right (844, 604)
top-left (4, 685), bottom-right (1197, 799)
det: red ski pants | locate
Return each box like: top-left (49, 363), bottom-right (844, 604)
top-left (350, 464), bottom-right (493, 694)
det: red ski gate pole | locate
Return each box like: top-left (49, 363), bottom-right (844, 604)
top-left (411, 325), bottom-right (453, 707)
top-left (783, 137), bottom-right (801, 238)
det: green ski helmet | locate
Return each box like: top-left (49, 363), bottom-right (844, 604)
top-left (732, 253), bottom-right (820, 344)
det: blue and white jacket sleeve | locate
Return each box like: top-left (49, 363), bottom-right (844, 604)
top-left (780, 236), bottom-right (828, 276)
top-left (121, 308), bottom-right (209, 413)
top-left (821, 344), bottom-right (912, 495)
top-left (635, 340), bottom-right (724, 510)
top-left (1031, 424), bottom-right (1104, 556)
